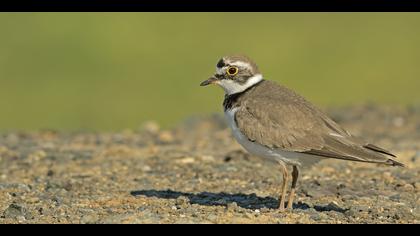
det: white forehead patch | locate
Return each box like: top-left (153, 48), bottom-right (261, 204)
top-left (216, 66), bottom-right (224, 75)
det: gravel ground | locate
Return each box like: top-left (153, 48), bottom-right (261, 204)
top-left (0, 105), bottom-right (419, 224)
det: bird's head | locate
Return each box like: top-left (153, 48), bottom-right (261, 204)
top-left (200, 55), bottom-right (263, 95)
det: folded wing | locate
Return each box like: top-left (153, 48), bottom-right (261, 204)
top-left (235, 83), bottom-right (403, 166)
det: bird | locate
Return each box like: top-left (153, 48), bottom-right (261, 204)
top-left (200, 55), bottom-right (404, 212)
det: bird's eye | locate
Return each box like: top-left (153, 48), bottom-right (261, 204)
top-left (227, 66), bottom-right (238, 76)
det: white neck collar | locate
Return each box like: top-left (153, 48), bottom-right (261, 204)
top-left (217, 74), bottom-right (263, 95)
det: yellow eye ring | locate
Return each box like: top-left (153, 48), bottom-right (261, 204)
top-left (226, 66), bottom-right (238, 76)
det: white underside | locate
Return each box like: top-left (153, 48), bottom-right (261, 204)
top-left (225, 107), bottom-right (323, 168)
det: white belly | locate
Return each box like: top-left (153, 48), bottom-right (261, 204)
top-left (224, 107), bottom-right (322, 167)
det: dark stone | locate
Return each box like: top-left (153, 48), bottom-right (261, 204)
top-left (224, 150), bottom-right (249, 162)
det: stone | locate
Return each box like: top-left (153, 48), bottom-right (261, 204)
top-left (400, 184), bottom-right (415, 192)
top-left (80, 214), bottom-right (99, 224)
top-left (158, 131), bottom-right (174, 143)
top-left (142, 121), bottom-right (160, 134)
top-left (3, 204), bottom-right (26, 218)
top-left (175, 196), bottom-right (190, 207)
top-left (176, 157), bottom-right (195, 164)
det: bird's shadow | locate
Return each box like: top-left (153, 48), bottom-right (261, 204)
top-left (130, 189), bottom-right (347, 213)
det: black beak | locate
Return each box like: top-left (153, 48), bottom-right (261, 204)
top-left (200, 76), bottom-right (218, 86)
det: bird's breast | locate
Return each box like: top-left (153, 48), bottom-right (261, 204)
top-left (224, 107), bottom-right (322, 167)
top-left (224, 107), bottom-right (279, 160)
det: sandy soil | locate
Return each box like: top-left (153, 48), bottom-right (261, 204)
top-left (0, 105), bottom-right (419, 224)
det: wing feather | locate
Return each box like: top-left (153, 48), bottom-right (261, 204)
top-left (234, 81), bottom-right (403, 166)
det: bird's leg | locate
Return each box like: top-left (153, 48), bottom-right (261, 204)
top-left (287, 166), bottom-right (299, 210)
top-left (277, 161), bottom-right (289, 212)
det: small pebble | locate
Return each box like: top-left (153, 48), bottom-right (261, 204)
top-left (142, 121), bottom-right (160, 134)
top-left (158, 131), bottom-right (174, 143)
top-left (207, 214), bottom-right (217, 221)
top-left (175, 196), bottom-right (190, 207)
top-left (176, 157), bottom-right (195, 164)
top-left (400, 184), bottom-right (415, 192)
top-left (3, 204), bottom-right (26, 218)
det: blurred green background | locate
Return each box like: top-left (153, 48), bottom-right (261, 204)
top-left (0, 13), bottom-right (419, 131)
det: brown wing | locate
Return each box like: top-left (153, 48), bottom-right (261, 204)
top-left (235, 82), bottom-right (403, 166)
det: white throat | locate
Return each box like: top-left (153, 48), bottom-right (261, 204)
top-left (217, 74), bottom-right (263, 95)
